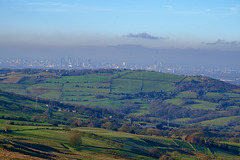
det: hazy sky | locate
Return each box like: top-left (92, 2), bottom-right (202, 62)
top-left (0, 0), bottom-right (240, 51)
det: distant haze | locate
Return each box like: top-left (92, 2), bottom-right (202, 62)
top-left (0, 0), bottom-right (240, 68)
top-left (1, 44), bottom-right (239, 68)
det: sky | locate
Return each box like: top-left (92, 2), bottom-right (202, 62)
top-left (0, 0), bottom-right (240, 55)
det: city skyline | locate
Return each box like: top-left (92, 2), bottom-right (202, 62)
top-left (1, 55), bottom-right (240, 85)
top-left (1, 0), bottom-right (240, 81)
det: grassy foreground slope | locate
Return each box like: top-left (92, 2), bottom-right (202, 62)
top-left (1, 124), bottom-right (239, 160)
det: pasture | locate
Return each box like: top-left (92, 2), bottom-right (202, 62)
top-left (200, 116), bottom-right (240, 126)
top-left (142, 80), bottom-right (175, 92)
top-left (111, 79), bottom-right (142, 94)
top-left (121, 71), bottom-right (184, 82)
top-left (1, 125), bottom-right (216, 160)
top-left (184, 100), bottom-right (218, 110)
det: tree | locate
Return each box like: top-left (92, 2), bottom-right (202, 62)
top-left (149, 148), bottom-right (161, 158)
top-left (69, 131), bottom-right (83, 147)
top-left (50, 119), bottom-right (58, 126)
top-left (118, 124), bottom-right (130, 132)
top-left (63, 126), bottom-right (71, 131)
top-left (146, 128), bottom-right (158, 136)
top-left (156, 123), bottom-right (163, 130)
top-left (101, 122), bottom-right (112, 130)
top-left (3, 121), bottom-right (11, 132)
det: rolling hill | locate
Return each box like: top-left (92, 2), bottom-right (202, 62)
top-left (0, 68), bottom-right (240, 159)
top-left (1, 68), bottom-right (240, 125)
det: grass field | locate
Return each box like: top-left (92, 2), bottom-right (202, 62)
top-left (0, 121), bottom-right (239, 159)
top-left (45, 74), bottom-right (115, 83)
top-left (121, 71), bottom-right (184, 82)
top-left (221, 141), bottom-right (240, 147)
top-left (64, 82), bottom-right (110, 88)
top-left (38, 91), bottom-right (62, 100)
top-left (0, 93), bottom-right (45, 111)
top-left (0, 84), bottom-right (28, 95)
top-left (0, 126), bottom-right (185, 159)
top-left (0, 119), bottom-right (50, 125)
top-left (224, 92), bottom-right (240, 98)
top-left (210, 147), bottom-right (239, 160)
top-left (63, 84), bottom-right (109, 93)
top-left (200, 116), bottom-right (240, 126)
top-left (165, 98), bottom-right (183, 105)
top-left (1, 69), bottom-right (240, 125)
top-left (142, 80), bottom-right (175, 92)
top-left (184, 100), bottom-right (218, 110)
top-left (28, 83), bottom-right (62, 90)
top-left (173, 118), bottom-right (192, 122)
top-left (61, 93), bottom-right (126, 108)
top-left (111, 79), bottom-right (142, 94)
top-left (204, 92), bottom-right (227, 99)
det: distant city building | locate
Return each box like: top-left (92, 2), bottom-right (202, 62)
top-left (1, 56), bottom-right (240, 85)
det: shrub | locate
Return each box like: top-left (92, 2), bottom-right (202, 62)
top-left (69, 130), bottom-right (83, 148)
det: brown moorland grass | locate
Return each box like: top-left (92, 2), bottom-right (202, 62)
top-left (0, 75), bottom-right (22, 84)
top-left (0, 148), bottom-right (45, 160)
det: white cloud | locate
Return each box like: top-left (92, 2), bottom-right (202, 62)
top-left (229, 7), bottom-right (238, 13)
top-left (204, 39), bottom-right (240, 48)
top-left (125, 33), bottom-right (168, 40)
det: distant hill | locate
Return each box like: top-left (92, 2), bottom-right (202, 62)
top-left (1, 68), bottom-right (240, 126)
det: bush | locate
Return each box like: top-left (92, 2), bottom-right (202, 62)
top-left (69, 131), bottom-right (83, 147)
top-left (159, 154), bottom-right (175, 160)
top-left (95, 94), bottom-right (106, 99)
top-left (149, 148), bottom-right (161, 158)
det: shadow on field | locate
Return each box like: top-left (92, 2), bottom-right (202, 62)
top-left (2, 142), bottom-right (53, 159)
top-left (80, 145), bottom-right (153, 158)
top-left (141, 138), bottom-right (177, 148)
top-left (14, 141), bottom-right (62, 153)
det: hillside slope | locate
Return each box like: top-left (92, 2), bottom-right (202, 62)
top-left (0, 69), bottom-right (240, 159)
top-left (1, 69), bottom-right (240, 126)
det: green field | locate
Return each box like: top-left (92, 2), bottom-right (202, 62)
top-left (38, 90), bottom-right (62, 100)
top-left (224, 92), bottom-right (240, 98)
top-left (121, 71), bottom-right (184, 82)
top-left (165, 98), bottom-right (183, 105)
top-left (204, 92), bottom-right (227, 100)
top-left (175, 91), bottom-right (197, 99)
top-left (111, 79), bottom-right (142, 94)
top-left (28, 83), bottom-right (62, 90)
top-left (210, 147), bottom-right (239, 160)
top-left (45, 74), bottom-right (115, 83)
top-left (142, 80), bottom-right (175, 92)
top-left (1, 69), bottom-right (240, 124)
top-left (184, 100), bottom-right (218, 110)
top-left (1, 124), bottom-right (237, 160)
top-left (0, 84), bottom-right (28, 95)
top-left (173, 118), bottom-right (192, 122)
top-left (200, 116), bottom-right (240, 126)
top-left (0, 69), bottom-right (240, 159)
top-left (63, 84), bottom-right (109, 93)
